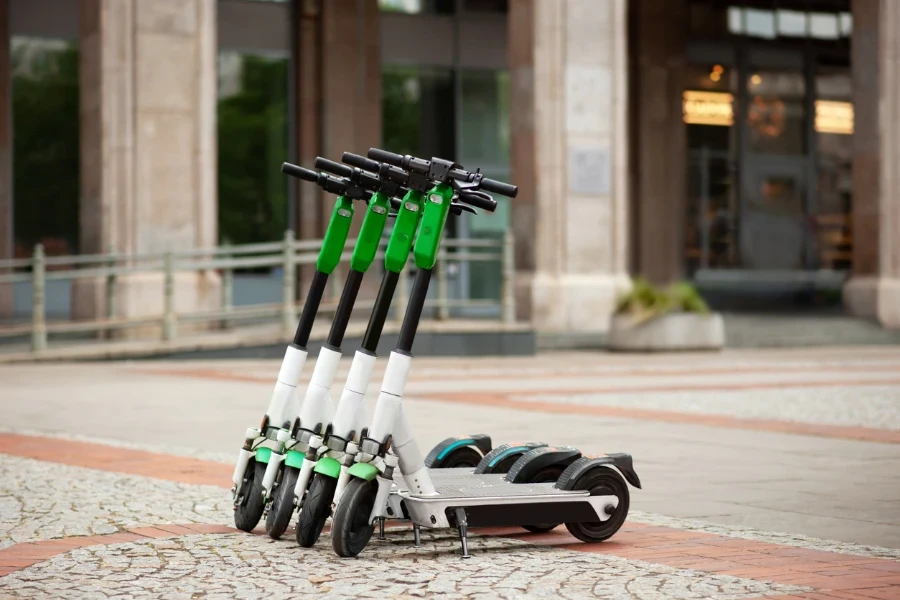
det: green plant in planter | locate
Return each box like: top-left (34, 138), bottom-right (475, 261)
top-left (615, 278), bottom-right (710, 325)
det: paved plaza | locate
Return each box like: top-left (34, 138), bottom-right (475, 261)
top-left (1, 347), bottom-right (899, 599)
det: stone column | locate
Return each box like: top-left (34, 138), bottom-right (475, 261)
top-left (509, 0), bottom-right (631, 333)
top-left (0, 0), bottom-right (12, 319)
top-left (844, 0), bottom-right (900, 328)
top-left (630, 0), bottom-right (687, 284)
top-left (75, 0), bottom-right (219, 333)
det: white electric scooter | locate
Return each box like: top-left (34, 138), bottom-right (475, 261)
top-left (329, 150), bottom-right (642, 558)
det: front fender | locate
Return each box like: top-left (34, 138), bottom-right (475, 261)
top-left (347, 462), bottom-right (381, 481)
top-left (285, 449), bottom-right (304, 469)
top-left (313, 456), bottom-right (342, 479)
top-left (255, 446), bottom-right (273, 464)
top-left (555, 453), bottom-right (642, 490)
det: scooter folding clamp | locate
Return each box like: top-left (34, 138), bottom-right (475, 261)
top-left (360, 437), bottom-right (382, 456)
top-left (326, 435), bottom-right (348, 453)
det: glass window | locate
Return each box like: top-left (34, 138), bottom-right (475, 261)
top-left (683, 63), bottom-right (739, 272)
top-left (458, 70), bottom-right (510, 301)
top-left (745, 69), bottom-right (806, 156)
top-left (379, 0), bottom-right (454, 14)
top-left (11, 37), bottom-right (80, 259)
top-left (217, 51), bottom-right (289, 247)
top-left (814, 63), bottom-right (852, 271)
top-left (382, 65), bottom-right (455, 160)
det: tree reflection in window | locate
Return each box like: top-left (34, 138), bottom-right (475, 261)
top-left (11, 37), bottom-right (80, 258)
top-left (217, 52), bottom-right (288, 250)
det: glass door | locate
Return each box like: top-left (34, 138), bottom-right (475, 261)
top-left (738, 48), bottom-right (811, 270)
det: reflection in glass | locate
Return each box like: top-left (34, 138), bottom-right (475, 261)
top-left (459, 70), bottom-right (510, 301)
top-left (379, 0), bottom-right (454, 14)
top-left (382, 65), bottom-right (455, 161)
top-left (815, 66), bottom-right (853, 271)
top-left (217, 51), bottom-right (289, 248)
top-left (683, 64), bottom-right (738, 273)
top-left (746, 70), bottom-right (805, 156)
top-left (11, 37), bottom-right (80, 259)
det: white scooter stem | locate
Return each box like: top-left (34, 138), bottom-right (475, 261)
top-left (330, 350), bottom-right (378, 440)
top-left (367, 351), bottom-right (436, 496)
top-left (262, 345), bottom-right (340, 496)
top-left (231, 345), bottom-right (307, 491)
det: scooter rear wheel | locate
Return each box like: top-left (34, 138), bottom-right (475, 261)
top-left (331, 478), bottom-right (378, 557)
top-left (296, 474), bottom-right (337, 547)
top-left (234, 460), bottom-right (266, 532)
top-left (564, 467), bottom-right (629, 543)
top-left (266, 464), bottom-right (299, 539)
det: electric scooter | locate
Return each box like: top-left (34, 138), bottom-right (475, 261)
top-left (330, 149), bottom-right (642, 558)
top-left (259, 160), bottom-right (412, 538)
top-left (231, 163), bottom-right (377, 532)
top-left (294, 153), bottom-right (561, 548)
top-left (262, 157), bottom-right (492, 538)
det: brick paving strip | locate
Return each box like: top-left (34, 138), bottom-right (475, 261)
top-left (1, 432), bottom-right (898, 599)
top-left (133, 365), bottom-right (900, 444)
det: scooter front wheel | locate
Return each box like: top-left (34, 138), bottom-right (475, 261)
top-left (296, 474), bottom-right (337, 547)
top-left (234, 460), bottom-right (267, 532)
top-left (266, 465), bottom-right (299, 539)
top-left (331, 478), bottom-right (378, 557)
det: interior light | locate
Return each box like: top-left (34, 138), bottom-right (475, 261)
top-left (750, 74), bottom-right (762, 85)
top-left (683, 91), bottom-right (734, 126)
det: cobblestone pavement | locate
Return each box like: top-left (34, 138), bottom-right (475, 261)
top-left (0, 455), bottom-right (227, 549)
top-left (1, 348), bottom-right (899, 599)
top-left (0, 531), bottom-right (810, 600)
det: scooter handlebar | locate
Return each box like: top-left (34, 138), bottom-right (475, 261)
top-left (313, 157), bottom-right (353, 179)
top-left (342, 152), bottom-right (381, 172)
top-left (281, 162), bottom-right (318, 182)
top-left (478, 178), bottom-right (518, 198)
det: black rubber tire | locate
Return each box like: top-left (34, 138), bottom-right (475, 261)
top-left (564, 467), bottom-right (630, 543)
top-left (331, 478), bottom-right (378, 557)
top-left (265, 465), bottom-right (299, 540)
top-left (522, 465), bottom-right (564, 533)
top-left (440, 446), bottom-right (483, 468)
top-left (234, 460), bottom-right (267, 532)
top-left (296, 474), bottom-right (338, 548)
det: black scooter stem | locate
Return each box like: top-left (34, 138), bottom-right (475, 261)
top-left (396, 267), bottom-right (433, 354)
top-left (325, 269), bottom-right (365, 349)
top-left (360, 270), bottom-right (401, 354)
top-left (293, 270), bottom-right (330, 348)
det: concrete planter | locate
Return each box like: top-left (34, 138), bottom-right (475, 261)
top-left (607, 312), bottom-right (725, 352)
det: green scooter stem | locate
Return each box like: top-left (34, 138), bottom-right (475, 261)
top-left (360, 189), bottom-right (426, 353)
top-left (324, 191), bottom-right (392, 348)
top-left (292, 195), bottom-right (355, 348)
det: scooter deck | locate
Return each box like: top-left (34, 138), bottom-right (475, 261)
top-left (392, 471), bottom-right (618, 529)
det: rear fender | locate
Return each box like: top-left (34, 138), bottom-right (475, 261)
top-left (474, 441), bottom-right (547, 475)
top-left (505, 446), bottom-right (582, 483)
top-left (555, 453), bottom-right (642, 490)
top-left (424, 434), bottom-right (492, 468)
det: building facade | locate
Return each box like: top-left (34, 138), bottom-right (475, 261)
top-left (0, 0), bottom-right (898, 332)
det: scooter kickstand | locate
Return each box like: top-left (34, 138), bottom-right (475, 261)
top-left (454, 508), bottom-right (470, 559)
top-left (377, 517), bottom-right (386, 540)
top-left (413, 524), bottom-right (421, 548)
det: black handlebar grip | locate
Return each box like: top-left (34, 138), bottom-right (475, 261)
top-left (479, 178), bottom-right (518, 198)
top-left (367, 148), bottom-right (403, 167)
top-left (459, 191), bottom-right (498, 212)
top-left (314, 157), bottom-right (353, 178)
top-left (342, 152), bottom-right (380, 172)
top-left (281, 162), bottom-right (318, 182)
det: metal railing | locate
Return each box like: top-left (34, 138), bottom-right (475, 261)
top-left (0, 230), bottom-right (516, 353)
